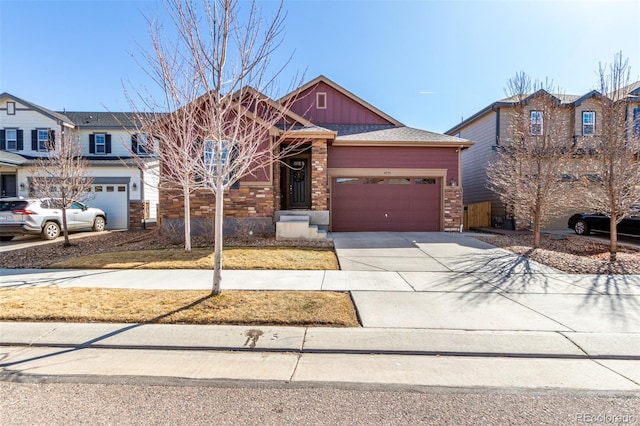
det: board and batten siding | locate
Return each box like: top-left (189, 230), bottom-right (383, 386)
top-left (289, 81), bottom-right (393, 125)
top-left (328, 146), bottom-right (459, 183)
top-left (457, 110), bottom-right (503, 217)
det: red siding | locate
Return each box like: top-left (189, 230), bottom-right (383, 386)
top-left (289, 81), bottom-right (393, 125)
top-left (328, 146), bottom-right (459, 183)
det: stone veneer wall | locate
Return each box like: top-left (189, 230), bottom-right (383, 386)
top-left (159, 185), bottom-right (276, 235)
top-left (129, 201), bottom-right (145, 230)
top-left (443, 186), bottom-right (463, 232)
top-left (310, 140), bottom-right (328, 210)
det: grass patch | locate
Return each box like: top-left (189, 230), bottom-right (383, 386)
top-left (47, 247), bottom-right (339, 270)
top-left (0, 288), bottom-right (359, 327)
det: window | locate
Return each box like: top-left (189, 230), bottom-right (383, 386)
top-left (95, 134), bottom-right (106, 154)
top-left (582, 111), bottom-right (595, 136)
top-left (415, 178), bottom-right (436, 185)
top-left (7, 102), bottom-right (15, 115)
top-left (530, 111), bottom-right (543, 135)
top-left (363, 178), bottom-right (384, 184)
top-left (389, 178), bottom-right (410, 185)
top-left (118, 186), bottom-right (126, 192)
top-left (37, 129), bottom-right (49, 151)
top-left (633, 106), bottom-right (640, 136)
top-left (94, 186), bottom-right (103, 192)
top-left (316, 92), bottom-right (327, 110)
top-left (132, 133), bottom-right (149, 155)
top-left (204, 140), bottom-right (229, 171)
top-left (336, 178), bottom-right (358, 184)
top-left (5, 129), bottom-right (17, 150)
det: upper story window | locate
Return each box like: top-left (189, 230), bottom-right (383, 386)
top-left (582, 111), bottom-right (595, 136)
top-left (95, 134), bottom-right (106, 154)
top-left (633, 106), bottom-right (640, 136)
top-left (530, 110), bottom-right (543, 135)
top-left (37, 129), bottom-right (50, 151)
top-left (132, 134), bottom-right (148, 155)
top-left (316, 92), bottom-right (327, 110)
top-left (89, 133), bottom-right (111, 155)
top-left (5, 129), bottom-right (17, 150)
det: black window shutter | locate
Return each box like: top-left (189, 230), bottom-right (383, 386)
top-left (17, 130), bottom-right (23, 150)
top-left (31, 130), bottom-right (37, 150)
top-left (131, 134), bottom-right (138, 154)
top-left (0, 130), bottom-right (5, 150)
top-left (105, 134), bottom-right (112, 154)
top-left (89, 134), bottom-right (95, 154)
top-left (49, 130), bottom-right (55, 150)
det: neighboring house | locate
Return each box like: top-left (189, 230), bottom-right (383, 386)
top-left (445, 82), bottom-right (640, 230)
top-left (159, 75), bottom-right (473, 236)
top-left (0, 93), bottom-right (158, 230)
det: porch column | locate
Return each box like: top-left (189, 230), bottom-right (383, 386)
top-left (310, 139), bottom-right (328, 210)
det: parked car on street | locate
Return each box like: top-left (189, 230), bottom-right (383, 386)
top-left (568, 213), bottom-right (640, 236)
top-left (0, 198), bottom-right (107, 241)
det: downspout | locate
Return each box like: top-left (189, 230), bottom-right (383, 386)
top-left (458, 144), bottom-right (463, 233)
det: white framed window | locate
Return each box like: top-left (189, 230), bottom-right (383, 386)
top-left (582, 111), bottom-right (595, 136)
top-left (95, 133), bottom-right (106, 154)
top-left (204, 140), bottom-right (229, 177)
top-left (530, 111), bottom-right (543, 135)
top-left (37, 129), bottom-right (49, 151)
top-left (6, 129), bottom-right (17, 151)
top-left (316, 92), bottom-right (327, 110)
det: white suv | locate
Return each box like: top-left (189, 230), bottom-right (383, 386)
top-left (0, 198), bottom-right (107, 241)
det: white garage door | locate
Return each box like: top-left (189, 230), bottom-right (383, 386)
top-left (87, 183), bottom-right (129, 230)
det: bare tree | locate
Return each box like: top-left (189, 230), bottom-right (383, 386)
top-left (128, 0), bottom-right (308, 294)
top-left (29, 129), bottom-right (95, 247)
top-left (580, 53), bottom-right (640, 261)
top-left (487, 72), bottom-right (575, 248)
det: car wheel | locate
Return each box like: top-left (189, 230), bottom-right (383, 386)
top-left (0, 236), bottom-right (14, 242)
top-left (42, 221), bottom-right (61, 240)
top-left (574, 219), bottom-right (590, 235)
top-left (92, 216), bottom-right (106, 232)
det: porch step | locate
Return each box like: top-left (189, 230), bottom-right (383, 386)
top-left (276, 215), bottom-right (327, 241)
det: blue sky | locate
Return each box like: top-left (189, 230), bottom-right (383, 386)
top-left (1, 0), bottom-right (638, 133)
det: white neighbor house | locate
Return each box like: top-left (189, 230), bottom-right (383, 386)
top-left (0, 93), bottom-right (158, 230)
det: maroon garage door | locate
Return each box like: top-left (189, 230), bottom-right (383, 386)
top-left (331, 177), bottom-right (441, 232)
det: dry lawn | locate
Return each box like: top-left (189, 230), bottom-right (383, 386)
top-left (47, 247), bottom-right (338, 270)
top-left (0, 288), bottom-right (359, 327)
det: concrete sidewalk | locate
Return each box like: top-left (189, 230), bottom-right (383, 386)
top-left (1, 232), bottom-right (639, 390)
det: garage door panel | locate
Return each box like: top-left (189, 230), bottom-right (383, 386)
top-left (87, 184), bottom-right (129, 230)
top-left (331, 177), bottom-right (441, 232)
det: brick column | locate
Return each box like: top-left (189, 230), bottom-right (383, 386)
top-left (443, 186), bottom-right (463, 232)
top-left (129, 201), bottom-right (145, 230)
top-left (310, 139), bottom-right (328, 210)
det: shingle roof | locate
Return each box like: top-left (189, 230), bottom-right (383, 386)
top-left (62, 112), bottom-right (161, 129)
top-left (327, 124), bottom-right (468, 144)
top-left (0, 150), bottom-right (28, 166)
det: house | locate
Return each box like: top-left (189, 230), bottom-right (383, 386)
top-left (158, 76), bottom-right (473, 237)
top-left (445, 82), bottom-right (640, 230)
top-left (0, 93), bottom-right (158, 230)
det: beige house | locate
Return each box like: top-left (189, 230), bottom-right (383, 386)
top-left (446, 82), bottom-right (640, 230)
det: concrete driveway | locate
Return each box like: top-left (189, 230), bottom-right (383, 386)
top-left (331, 232), bottom-right (640, 334)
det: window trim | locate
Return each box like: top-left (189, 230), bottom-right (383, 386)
top-left (7, 102), bottom-right (15, 115)
top-left (5, 128), bottom-right (17, 151)
top-left (316, 92), bottom-right (327, 110)
top-left (95, 133), bottom-right (106, 154)
top-left (37, 129), bottom-right (49, 151)
top-left (582, 111), bottom-right (595, 136)
top-left (530, 110), bottom-right (543, 136)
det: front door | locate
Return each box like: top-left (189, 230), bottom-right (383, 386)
top-left (287, 157), bottom-right (310, 209)
top-left (1, 175), bottom-right (17, 197)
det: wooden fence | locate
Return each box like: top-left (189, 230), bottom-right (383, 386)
top-left (464, 201), bottom-right (492, 229)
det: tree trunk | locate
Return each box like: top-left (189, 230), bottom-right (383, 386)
top-left (610, 214), bottom-right (618, 262)
top-left (533, 209), bottom-right (541, 249)
top-left (183, 189), bottom-right (192, 252)
top-left (212, 178), bottom-right (224, 295)
top-left (62, 209), bottom-right (70, 247)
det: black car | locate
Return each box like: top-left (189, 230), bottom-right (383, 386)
top-left (568, 213), bottom-right (640, 236)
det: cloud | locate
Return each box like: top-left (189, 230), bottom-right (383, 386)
top-left (418, 91), bottom-right (438, 95)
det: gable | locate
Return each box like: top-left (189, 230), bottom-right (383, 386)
top-left (286, 78), bottom-right (401, 126)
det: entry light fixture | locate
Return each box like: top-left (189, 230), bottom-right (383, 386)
top-left (450, 178), bottom-right (457, 187)
top-left (132, 183), bottom-right (138, 191)
top-left (19, 182), bottom-right (26, 191)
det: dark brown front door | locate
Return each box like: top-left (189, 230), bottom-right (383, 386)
top-left (287, 157), bottom-right (310, 209)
